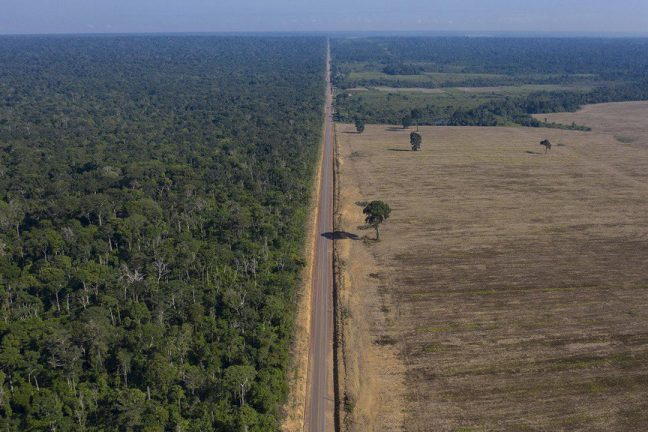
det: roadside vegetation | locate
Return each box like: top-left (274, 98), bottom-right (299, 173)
top-left (0, 35), bottom-right (325, 431)
top-left (331, 37), bottom-right (648, 128)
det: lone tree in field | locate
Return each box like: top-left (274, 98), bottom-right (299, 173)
top-left (540, 139), bottom-right (552, 154)
top-left (355, 118), bottom-right (365, 134)
top-left (411, 108), bottom-right (422, 131)
top-left (401, 115), bottom-right (412, 129)
top-left (410, 132), bottom-right (422, 151)
top-left (363, 200), bottom-right (392, 240)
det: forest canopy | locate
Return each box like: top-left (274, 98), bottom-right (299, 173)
top-left (331, 37), bottom-right (648, 127)
top-left (0, 35), bottom-right (326, 431)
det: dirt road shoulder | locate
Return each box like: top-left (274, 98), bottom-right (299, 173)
top-left (334, 126), bottom-right (407, 432)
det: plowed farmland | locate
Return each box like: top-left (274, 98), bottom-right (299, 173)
top-left (336, 102), bottom-right (648, 431)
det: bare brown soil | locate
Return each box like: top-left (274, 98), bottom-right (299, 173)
top-left (336, 102), bottom-right (648, 432)
top-left (335, 127), bottom-right (407, 432)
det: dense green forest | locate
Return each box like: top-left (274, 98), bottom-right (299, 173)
top-left (331, 37), bottom-right (648, 126)
top-left (0, 35), bottom-right (325, 431)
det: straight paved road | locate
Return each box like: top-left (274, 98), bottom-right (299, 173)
top-left (305, 40), bottom-right (334, 432)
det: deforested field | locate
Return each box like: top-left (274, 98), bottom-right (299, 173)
top-left (335, 102), bottom-right (648, 431)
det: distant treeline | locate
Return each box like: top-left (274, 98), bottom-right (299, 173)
top-left (382, 63), bottom-right (422, 75)
top-left (333, 74), bottom-right (602, 90)
top-left (448, 81), bottom-right (648, 127)
top-left (332, 37), bottom-right (648, 78)
top-left (331, 37), bottom-right (648, 127)
top-left (336, 82), bottom-right (648, 127)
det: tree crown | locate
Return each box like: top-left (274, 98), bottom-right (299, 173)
top-left (363, 200), bottom-right (392, 226)
top-left (354, 118), bottom-right (365, 133)
top-left (410, 132), bottom-right (422, 151)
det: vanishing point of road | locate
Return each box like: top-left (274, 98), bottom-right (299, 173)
top-left (305, 40), bottom-right (335, 432)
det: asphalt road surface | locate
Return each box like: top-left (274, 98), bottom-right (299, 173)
top-left (305, 40), bottom-right (334, 432)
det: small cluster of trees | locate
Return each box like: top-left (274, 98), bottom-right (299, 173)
top-left (402, 108), bottom-right (422, 131)
top-left (382, 63), bottom-right (421, 75)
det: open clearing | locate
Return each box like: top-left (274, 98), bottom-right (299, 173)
top-left (336, 102), bottom-right (648, 431)
top-left (334, 84), bottom-right (595, 126)
top-left (346, 71), bottom-right (504, 85)
top-left (370, 84), bottom-right (592, 95)
top-left (535, 101), bottom-right (648, 148)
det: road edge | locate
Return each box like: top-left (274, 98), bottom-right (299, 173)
top-left (280, 39), bottom-right (328, 432)
top-left (332, 120), bottom-right (345, 432)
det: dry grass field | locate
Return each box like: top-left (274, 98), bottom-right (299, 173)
top-left (535, 101), bottom-right (648, 147)
top-left (335, 102), bottom-right (648, 432)
top-left (372, 84), bottom-right (590, 95)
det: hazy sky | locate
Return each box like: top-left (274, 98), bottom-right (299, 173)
top-left (2, 0), bottom-right (648, 35)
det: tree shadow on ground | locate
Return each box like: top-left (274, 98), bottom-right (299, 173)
top-left (321, 231), bottom-right (360, 240)
top-left (387, 148), bottom-right (412, 152)
top-left (526, 150), bottom-right (542, 155)
top-left (342, 131), bottom-right (361, 134)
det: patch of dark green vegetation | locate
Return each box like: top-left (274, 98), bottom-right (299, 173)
top-left (0, 35), bottom-right (325, 431)
top-left (331, 37), bottom-right (648, 127)
top-left (374, 335), bottom-right (396, 346)
top-left (382, 62), bottom-right (422, 76)
top-left (615, 135), bottom-right (636, 144)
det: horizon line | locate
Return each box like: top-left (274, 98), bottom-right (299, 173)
top-left (2, 30), bottom-right (648, 38)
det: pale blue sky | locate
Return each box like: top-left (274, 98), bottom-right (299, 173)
top-left (2, 0), bottom-right (647, 35)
